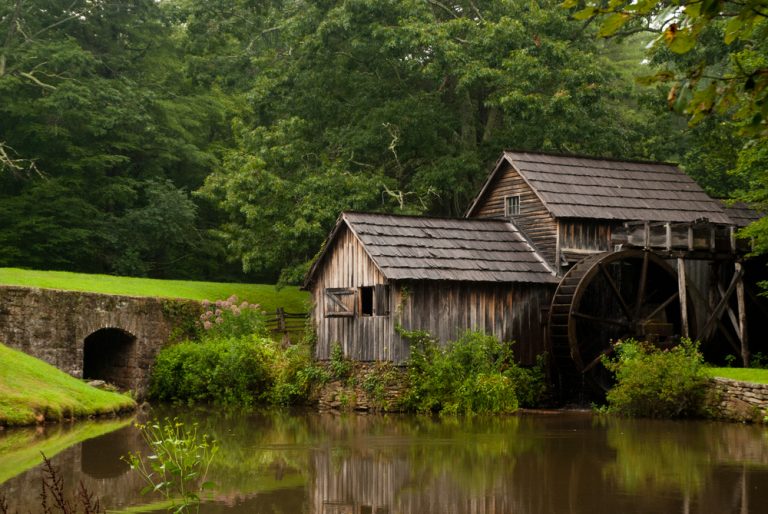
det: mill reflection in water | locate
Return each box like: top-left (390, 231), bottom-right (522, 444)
top-left (1, 410), bottom-right (766, 513)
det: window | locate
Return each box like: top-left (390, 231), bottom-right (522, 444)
top-left (360, 286), bottom-right (374, 316)
top-left (324, 288), bottom-right (356, 317)
top-left (504, 195), bottom-right (520, 217)
top-left (359, 285), bottom-right (390, 316)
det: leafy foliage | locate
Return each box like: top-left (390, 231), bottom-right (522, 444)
top-left (150, 299), bottom-right (317, 406)
top-left (603, 339), bottom-right (709, 418)
top-left (400, 330), bottom-right (546, 415)
top-left (199, 0), bottom-right (663, 280)
top-left (123, 419), bottom-right (218, 513)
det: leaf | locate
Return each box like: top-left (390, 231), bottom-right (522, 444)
top-left (201, 481), bottom-right (216, 490)
top-left (724, 16), bottom-right (745, 45)
top-left (140, 485), bottom-right (154, 496)
top-left (560, 0), bottom-right (579, 8)
top-left (572, 7), bottom-right (598, 20)
top-left (598, 13), bottom-right (630, 37)
top-left (665, 26), bottom-right (697, 54)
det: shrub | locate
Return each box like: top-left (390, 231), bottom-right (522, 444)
top-left (198, 296), bottom-right (266, 340)
top-left (400, 330), bottom-right (544, 415)
top-left (603, 339), bottom-right (709, 418)
top-left (149, 336), bottom-right (277, 406)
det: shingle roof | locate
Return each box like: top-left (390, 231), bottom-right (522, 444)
top-left (470, 151), bottom-right (733, 224)
top-left (720, 201), bottom-right (761, 228)
top-left (306, 212), bottom-right (558, 286)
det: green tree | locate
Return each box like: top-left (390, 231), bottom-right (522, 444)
top-left (0, 0), bottom-right (234, 278)
top-left (200, 0), bottom-right (665, 281)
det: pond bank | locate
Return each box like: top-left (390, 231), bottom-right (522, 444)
top-left (0, 343), bottom-right (136, 427)
top-left (707, 377), bottom-right (768, 423)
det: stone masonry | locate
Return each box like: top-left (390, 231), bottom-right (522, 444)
top-left (0, 285), bottom-right (200, 397)
top-left (707, 377), bottom-right (768, 423)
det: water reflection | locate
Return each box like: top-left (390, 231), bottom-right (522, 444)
top-left (1, 410), bottom-right (767, 514)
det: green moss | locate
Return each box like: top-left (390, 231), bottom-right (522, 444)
top-left (707, 367), bottom-right (768, 384)
top-left (0, 343), bottom-right (136, 427)
top-left (0, 267), bottom-right (309, 313)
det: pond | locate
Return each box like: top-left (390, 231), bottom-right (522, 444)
top-left (1, 409), bottom-right (767, 513)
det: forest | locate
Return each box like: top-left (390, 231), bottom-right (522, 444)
top-left (1, 0), bottom-right (765, 284)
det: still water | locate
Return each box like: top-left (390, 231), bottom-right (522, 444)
top-left (1, 409), bottom-right (767, 513)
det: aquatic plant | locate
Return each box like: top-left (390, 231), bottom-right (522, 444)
top-left (123, 419), bottom-right (218, 514)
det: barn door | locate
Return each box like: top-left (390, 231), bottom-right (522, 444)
top-left (325, 288), bottom-right (356, 317)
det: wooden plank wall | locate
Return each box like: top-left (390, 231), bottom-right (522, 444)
top-left (312, 225), bottom-right (393, 362)
top-left (395, 281), bottom-right (554, 365)
top-left (470, 162), bottom-right (558, 265)
top-left (558, 219), bottom-right (613, 263)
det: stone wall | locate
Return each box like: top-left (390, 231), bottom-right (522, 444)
top-left (707, 377), bottom-right (768, 423)
top-left (0, 285), bottom-right (200, 397)
top-left (317, 362), bottom-right (408, 412)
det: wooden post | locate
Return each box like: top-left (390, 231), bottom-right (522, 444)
top-left (665, 222), bottom-right (672, 252)
top-left (678, 257), bottom-right (689, 338)
top-left (736, 262), bottom-right (749, 367)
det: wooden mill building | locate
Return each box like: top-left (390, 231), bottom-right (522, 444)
top-left (304, 151), bottom-right (765, 378)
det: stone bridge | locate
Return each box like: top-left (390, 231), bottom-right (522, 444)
top-left (0, 285), bottom-right (201, 397)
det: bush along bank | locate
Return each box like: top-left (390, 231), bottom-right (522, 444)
top-left (149, 296), bottom-right (321, 406)
top-left (599, 338), bottom-right (768, 423)
top-left (148, 298), bottom-right (547, 414)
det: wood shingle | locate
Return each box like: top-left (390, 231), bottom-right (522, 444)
top-left (306, 212), bottom-right (558, 286)
top-left (468, 151), bottom-right (733, 224)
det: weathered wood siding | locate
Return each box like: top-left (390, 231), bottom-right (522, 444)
top-left (470, 161), bottom-right (558, 265)
top-left (395, 281), bottom-right (554, 365)
top-left (558, 219), bottom-right (614, 264)
top-left (312, 225), bottom-right (394, 362)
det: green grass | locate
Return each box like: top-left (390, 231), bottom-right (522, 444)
top-left (706, 367), bottom-right (768, 384)
top-left (0, 418), bottom-right (132, 484)
top-left (0, 268), bottom-right (310, 313)
top-left (0, 343), bottom-right (136, 427)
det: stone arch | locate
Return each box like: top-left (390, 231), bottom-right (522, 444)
top-left (82, 327), bottom-right (137, 389)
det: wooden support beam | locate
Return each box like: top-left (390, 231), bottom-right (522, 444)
top-left (678, 257), bottom-right (689, 338)
top-left (736, 262), bottom-right (749, 367)
top-left (717, 281), bottom-right (741, 337)
top-left (686, 272), bottom-right (742, 353)
top-left (702, 266), bottom-right (743, 341)
top-left (665, 222), bottom-right (672, 252)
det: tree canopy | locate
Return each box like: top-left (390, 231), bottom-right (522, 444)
top-left (0, 0), bottom-right (762, 281)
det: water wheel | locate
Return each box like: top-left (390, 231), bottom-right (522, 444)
top-left (549, 249), bottom-right (694, 391)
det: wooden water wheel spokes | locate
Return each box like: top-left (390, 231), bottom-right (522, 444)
top-left (549, 249), bottom-right (695, 390)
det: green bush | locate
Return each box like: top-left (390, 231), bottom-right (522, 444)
top-left (149, 336), bottom-right (277, 406)
top-left (400, 330), bottom-right (545, 415)
top-left (604, 339), bottom-right (709, 418)
top-left (150, 294), bottom-right (322, 407)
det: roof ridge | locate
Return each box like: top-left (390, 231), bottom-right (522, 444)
top-left (503, 149), bottom-right (679, 167)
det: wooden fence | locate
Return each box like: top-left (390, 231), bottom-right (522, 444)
top-left (264, 307), bottom-right (309, 344)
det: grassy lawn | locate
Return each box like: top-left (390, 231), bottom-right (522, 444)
top-left (0, 343), bottom-right (136, 427)
top-left (706, 367), bottom-right (768, 384)
top-left (0, 268), bottom-right (310, 313)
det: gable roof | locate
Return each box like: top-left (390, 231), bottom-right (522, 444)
top-left (467, 151), bottom-right (733, 224)
top-left (304, 212), bottom-right (558, 287)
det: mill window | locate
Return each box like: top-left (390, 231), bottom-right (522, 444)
top-left (504, 195), bottom-right (520, 217)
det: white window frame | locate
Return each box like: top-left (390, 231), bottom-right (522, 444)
top-left (504, 195), bottom-right (521, 217)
